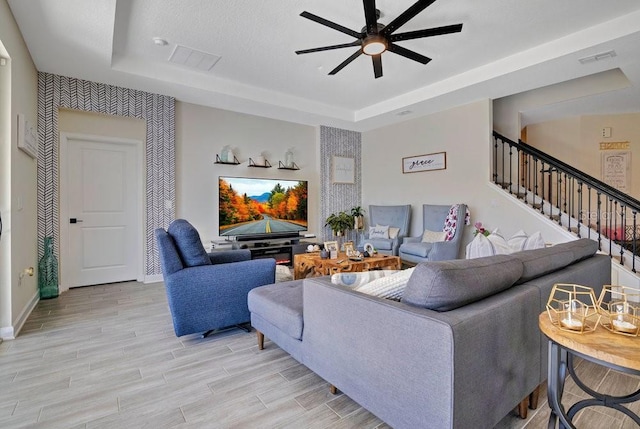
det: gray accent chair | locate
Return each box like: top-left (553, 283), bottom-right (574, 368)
top-left (399, 204), bottom-right (467, 263)
top-left (359, 204), bottom-right (411, 256)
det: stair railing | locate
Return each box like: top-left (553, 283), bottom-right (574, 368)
top-left (493, 131), bottom-right (640, 272)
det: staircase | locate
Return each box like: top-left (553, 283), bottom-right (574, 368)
top-left (492, 132), bottom-right (640, 275)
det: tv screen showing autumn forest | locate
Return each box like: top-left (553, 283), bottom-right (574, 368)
top-left (218, 176), bottom-right (308, 239)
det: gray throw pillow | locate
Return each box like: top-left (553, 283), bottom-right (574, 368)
top-left (167, 219), bottom-right (211, 267)
top-left (401, 255), bottom-right (523, 311)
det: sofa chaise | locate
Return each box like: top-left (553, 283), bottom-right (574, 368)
top-left (247, 239), bottom-right (610, 428)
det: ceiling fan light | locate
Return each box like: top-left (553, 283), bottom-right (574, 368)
top-left (362, 36), bottom-right (387, 56)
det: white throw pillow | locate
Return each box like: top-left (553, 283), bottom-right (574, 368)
top-left (507, 230), bottom-right (546, 252)
top-left (465, 233), bottom-right (511, 259)
top-left (523, 231), bottom-right (545, 250)
top-left (488, 233), bottom-right (512, 255)
top-left (388, 226), bottom-right (400, 239)
top-left (508, 229), bottom-right (528, 252)
top-left (355, 268), bottom-right (415, 301)
top-left (331, 270), bottom-right (398, 288)
top-left (421, 229), bottom-right (447, 243)
top-left (369, 224), bottom-right (389, 239)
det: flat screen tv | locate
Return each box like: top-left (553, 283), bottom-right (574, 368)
top-left (219, 176), bottom-right (308, 241)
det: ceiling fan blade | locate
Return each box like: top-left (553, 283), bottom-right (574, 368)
top-left (363, 0), bottom-right (379, 34)
top-left (388, 43), bottom-right (432, 64)
top-left (296, 41), bottom-right (362, 55)
top-left (300, 11), bottom-right (362, 39)
top-left (329, 49), bottom-right (363, 75)
top-left (381, 0), bottom-right (437, 36)
top-left (372, 55), bottom-right (383, 78)
top-left (390, 23), bottom-right (463, 42)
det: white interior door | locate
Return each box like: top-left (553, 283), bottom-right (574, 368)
top-left (61, 134), bottom-right (142, 288)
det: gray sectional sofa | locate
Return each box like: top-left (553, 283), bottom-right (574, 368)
top-left (248, 239), bottom-right (610, 429)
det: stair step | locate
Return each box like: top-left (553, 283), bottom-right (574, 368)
top-left (516, 193), bottom-right (527, 200)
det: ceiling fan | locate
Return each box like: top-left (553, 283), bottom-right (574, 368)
top-left (295, 0), bottom-right (463, 79)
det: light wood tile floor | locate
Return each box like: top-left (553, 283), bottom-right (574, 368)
top-left (1, 281), bottom-right (638, 428)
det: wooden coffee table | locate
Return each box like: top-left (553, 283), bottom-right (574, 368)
top-left (293, 252), bottom-right (401, 279)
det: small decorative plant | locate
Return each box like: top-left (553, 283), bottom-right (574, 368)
top-left (351, 206), bottom-right (365, 230)
top-left (325, 211), bottom-right (354, 236)
top-left (474, 221), bottom-right (490, 237)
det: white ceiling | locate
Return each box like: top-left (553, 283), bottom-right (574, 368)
top-left (7, 0), bottom-right (640, 131)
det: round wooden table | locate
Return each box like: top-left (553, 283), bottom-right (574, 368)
top-left (538, 313), bottom-right (640, 429)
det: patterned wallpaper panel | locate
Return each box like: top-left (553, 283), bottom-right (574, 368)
top-left (320, 126), bottom-right (362, 244)
top-left (37, 72), bottom-right (175, 277)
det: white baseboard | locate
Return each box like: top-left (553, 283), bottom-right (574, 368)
top-left (1, 289), bottom-right (39, 340)
top-left (0, 326), bottom-right (15, 340)
top-left (144, 274), bottom-right (163, 284)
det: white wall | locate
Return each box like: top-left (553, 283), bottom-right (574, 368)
top-left (175, 102), bottom-right (319, 243)
top-left (0, 0), bottom-right (38, 339)
top-left (363, 100), bottom-right (574, 254)
top-left (527, 113), bottom-right (640, 199)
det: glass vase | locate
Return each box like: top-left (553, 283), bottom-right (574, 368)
top-left (38, 236), bottom-right (59, 299)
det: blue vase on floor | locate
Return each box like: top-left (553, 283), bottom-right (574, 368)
top-left (38, 236), bottom-right (59, 299)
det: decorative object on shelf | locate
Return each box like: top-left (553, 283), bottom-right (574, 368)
top-left (546, 284), bottom-right (599, 333)
top-left (320, 249), bottom-right (329, 259)
top-left (402, 151), bottom-right (446, 174)
top-left (248, 156), bottom-right (272, 168)
top-left (597, 285), bottom-right (640, 336)
top-left (38, 236), bottom-right (59, 299)
top-left (221, 145), bottom-right (233, 163)
top-left (285, 148), bottom-right (295, 167)
top-left (332, 156), bottom-right (355, 184)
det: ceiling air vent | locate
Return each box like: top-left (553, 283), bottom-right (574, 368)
top-left (168, 44), bottom-right (221, 72)
top-left (578, 50), bottom-right (616, 65)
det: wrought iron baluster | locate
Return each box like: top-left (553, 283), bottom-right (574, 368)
top-left (493, 136), bottom-right (498, 184)
top-left (556, 169), bottom-right (561, 224)
top-left (524, 154), bottom-right (529, 201)
top-left (508, 144), bottom-right (513, 193)
top-left (619, 204), bottom-right (625, 265)
top-left (587, 186), bottom-right (592, 239)
top-left (540, 162), bottom-right (546, 215)
top-left (633, 211), bottom-right (637, 273)
top-left (596, 192), bottom-right (602, 251)
top-left (577, 182), bottom-right (583, 238)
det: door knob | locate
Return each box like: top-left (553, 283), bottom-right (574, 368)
top-left (69, 218), bottom-right (83, 224)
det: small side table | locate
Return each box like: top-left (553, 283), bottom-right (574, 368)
top-left (538, 313), bottom-right (640, 429)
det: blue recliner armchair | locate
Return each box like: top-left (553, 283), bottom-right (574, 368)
top-left (399, 204), bottom-right (468, 264)
top-left (359, 205), bottom-right (411, 256)
top-left (155, 219), bottom-right (276, 337)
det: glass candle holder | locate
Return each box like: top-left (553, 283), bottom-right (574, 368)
top-left (546, 284), bottom-right (600, 333)
top-left (597, 285), bottom-right (640, 336)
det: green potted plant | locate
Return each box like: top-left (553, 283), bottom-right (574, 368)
top-left (351, 206), bottom-right (365, 231)
top-left (325, 211), bottom-right (354, 236)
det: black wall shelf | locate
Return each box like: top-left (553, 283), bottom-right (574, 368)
top-left (215, 154), bottom-right (240, 165)
top-left (248, 158), bottom-right (272, 168)
top-left (278, 161), bottom-right (300, 170)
